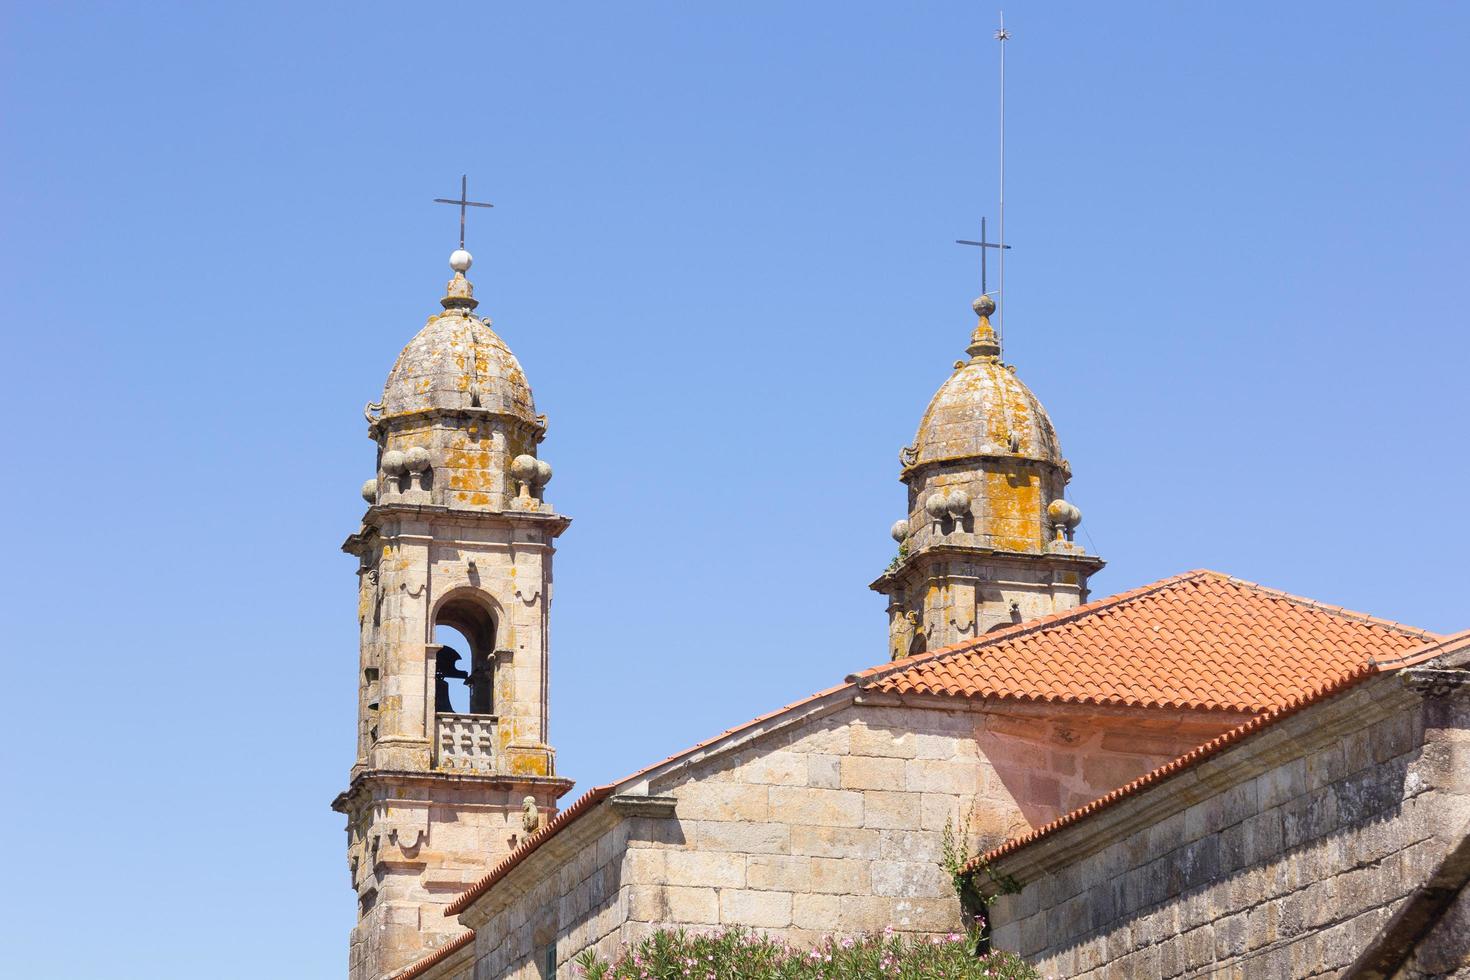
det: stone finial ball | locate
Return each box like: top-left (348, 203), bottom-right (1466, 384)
top-left (890, 519), bottom-right (909, 542)
top-left (510, 454), bottom-right (539, 483)
top-left (361, 478), bottom-right (378, 503)
top-left (381, 449), bottom-right (407, 474)
top-left (534, 459), bottom-right (553, 486)
top-left (972, 294), bottom-right (996, 317)
top-left (405, 446), bottom-right (431, 472)
top-left (1048, 499), bottom-right (1082, 528)
top-left (944, 488), bottom-right (971, 516)
top-left (449, 249), bottom-right (474, 273)
top-left (925, 492), bottom-right (949, 518)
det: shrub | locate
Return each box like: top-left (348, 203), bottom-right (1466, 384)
top-left (573, 925), bottom-right (1039, 979)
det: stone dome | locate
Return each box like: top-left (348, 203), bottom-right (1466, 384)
top-left (381, 307), bottom-right (536, 421)
top-left (907, 356), bottom-right (1064, 470)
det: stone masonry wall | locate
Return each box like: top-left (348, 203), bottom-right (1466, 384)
top-left (460, 812), bottom-right (634, 980)
top-left (430, 693), bottom-right (1243, 979)
top-left (985, 674), bottom-right (1467, 979)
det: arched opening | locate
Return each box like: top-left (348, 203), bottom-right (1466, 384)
top-left (433, 593), bottom-right (497, 717)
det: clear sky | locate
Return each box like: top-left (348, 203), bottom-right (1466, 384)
top-left (2, 2), bottom-right (1466, 976)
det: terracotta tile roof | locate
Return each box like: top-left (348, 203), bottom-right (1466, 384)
top-left (384, 930), bottom-right (474, 980)
top-left (966, 628), bottom-right (1469, 873)
top-left (854, 570), bottom-right (1435, 713)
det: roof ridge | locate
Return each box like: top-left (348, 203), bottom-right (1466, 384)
top-left (1207, 573), bottom-right (1438, 641)
top-left (848, 570), bottom-right (1216, 688)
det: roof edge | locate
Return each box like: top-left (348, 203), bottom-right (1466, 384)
top-left (384, 930), bottom-right (475, 980)
top-left (443, 681), bottom-right (861, 918)
top-left (965, 628), bottom-right (1463, 875)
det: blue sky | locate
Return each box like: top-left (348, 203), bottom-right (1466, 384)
top-left (2, 2), bottom-right (1467, 976)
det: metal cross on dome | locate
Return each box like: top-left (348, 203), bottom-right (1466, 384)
top-left (956, 216), bottom-right (1010, 297)
top-left (433, 175), bottom-right (494, 250)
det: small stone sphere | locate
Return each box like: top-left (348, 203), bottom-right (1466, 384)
top-left (534, 459), bottom-right (553, 486)
top-left (381, 449), bottom-right (407, 474)
top-left (1047, 499), bottom-right (1082, 528)
top-left (944, 489), bottom-right (971, 516)
top-left (925, 492), bottom-right (949, 518)
top-left (890, 519), bottom-right (909, 542)
top-left (405, 446), bottom-right (431, 472)
top-left (510, 454), bottom-right (539, 483)
top-left (972, 294), bottom-right (996, 317)
top-left (361, 478), bottom-right (378, 503)
top-left (449, 249), bottom-right (473, 273)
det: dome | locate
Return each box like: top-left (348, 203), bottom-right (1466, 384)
top-left (381, 307), bottom-right (536, 421)
top-left (901, 295), bottom-right (1065, 471)
top-left (908, 357), bottom-right (1063, 470)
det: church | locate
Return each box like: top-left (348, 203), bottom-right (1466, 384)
top-left (332, 244), bottom-right (1470, 980)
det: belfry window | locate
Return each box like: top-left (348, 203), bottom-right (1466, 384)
top-left (433, 594), bottom-right (496, 716)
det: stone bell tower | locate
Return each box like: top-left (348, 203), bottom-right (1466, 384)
top-left (333, 248), bottom-right (574, 980)
top-left (871, 294), bottom-right (1104, 658)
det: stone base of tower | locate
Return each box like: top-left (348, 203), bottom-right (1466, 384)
top-left (871, 546), bottom-right (1105, 659)
top-left (333, 770), bottom-right (574, 980)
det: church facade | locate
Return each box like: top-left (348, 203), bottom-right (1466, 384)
top-left (335, 250), bottom-right (1469, 980)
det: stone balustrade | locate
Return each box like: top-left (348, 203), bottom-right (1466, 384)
top-left (436, 713), bottom-right (498, 772)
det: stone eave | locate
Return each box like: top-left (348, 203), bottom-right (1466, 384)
top-left (898, 450), bottom-right (1061, 483)
top-left (331, 769), bottom-right (575, 814)
top-left (369, 404), bottom-right (547, 442)
top-left (971, 670), bottom-right (1418, 897)
top-left (363, 502), bottom-right (571, 534)
top-left (869, 544), bottom-right (1105, 593)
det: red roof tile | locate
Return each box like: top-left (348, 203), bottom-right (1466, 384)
top-left (966, 628), bottom-right (1469, 873)
top-left (854, 570), bottom-right (1435, 713)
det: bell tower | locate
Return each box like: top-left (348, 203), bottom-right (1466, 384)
top-left (871, 295), bottom-right (1104, 658)
top-left (333, 247), bottom-right (574, 980)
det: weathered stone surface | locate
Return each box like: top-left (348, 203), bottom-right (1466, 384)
top-left (720, 889), bottom-right (793, 928)
top-left (984, 674), bottom-right (1468, 980)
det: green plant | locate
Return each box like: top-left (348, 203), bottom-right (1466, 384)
top-left (573, 926), bottom-right (1038, 979)
top-left (940, 815), bottom-right (988, 947)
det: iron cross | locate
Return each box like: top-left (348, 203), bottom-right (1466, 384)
top-left (955, 217), bottom-right (1011, 295)
top-left (433, 175), bottom-right (494, 250)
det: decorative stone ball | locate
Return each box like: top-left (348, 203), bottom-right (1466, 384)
top-left (944, 488), bottom-right (971, 517)
top-left (381, 449), bottom-right (407, 475)
top-left (534, 459), bottom-right (553, 487)
top-left (972, 294), bottom-right (996, 318)
top-left (360, 479), bottom-right (377, 503)
top-left (405, 446), bottom-right (431, 472)
top-left (510, 454), bottom-right (539, 483)
top-left (1048, 499), bottom-right (1082, 528)
top-left (925, 492), bottom-right (949, 518)
top-left (449, 249), bottom-right (473, 273)
top-left (890, 519), bottom-right (909, 542)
